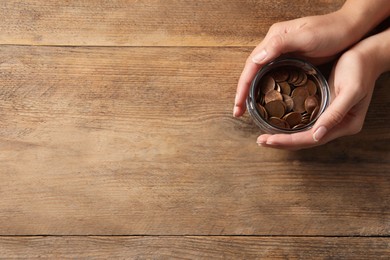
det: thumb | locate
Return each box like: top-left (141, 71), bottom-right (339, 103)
top-left (312, 92), bottom-right (357, 142)
top-left (251, 30), bottom-right (314, 64)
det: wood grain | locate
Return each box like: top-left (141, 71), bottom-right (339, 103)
top-left (0, 46), bottom-right (389, 235)
top-left (0, 236), bottom-right (389, 259)
top-left (1, 0), bottom-right (389, 257)
top-left (0, 0), bottom-right (345, 46)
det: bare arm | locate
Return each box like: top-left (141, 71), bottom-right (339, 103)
top-left (341, 0), bottom-right (390, 40)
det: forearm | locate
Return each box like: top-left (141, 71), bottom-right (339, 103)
top-left (372, 28), bottom-right (390, 75)
top-left (339, 0), bottom-right (390, 42)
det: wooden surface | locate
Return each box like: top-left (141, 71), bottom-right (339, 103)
top-left (0, 0), bottom-right (389, 258)
top-left (1, 236), bottom-right (389, 258)
top-left (0, 0), bottom-right (344, 46)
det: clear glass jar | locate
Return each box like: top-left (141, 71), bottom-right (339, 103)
top-left (246, 58), bottom-right (330, 134)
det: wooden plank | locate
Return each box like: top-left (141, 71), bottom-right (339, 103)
top-left (0, 236), bottom-right (389, 258)
top-left (0, 46), bottom-right (389, 235)
top-left (0, 0), bottom-right (345, 46)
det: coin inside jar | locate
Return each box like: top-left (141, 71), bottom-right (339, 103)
top-left (255, 66), bottom-right (322, 130)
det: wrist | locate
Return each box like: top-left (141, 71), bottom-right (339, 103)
top-left (373, 29), bottom-right (390, 74)
top-left (368, 29), bottom-right (390, 76)
top-left (352, 29), bottom-right (390, 78)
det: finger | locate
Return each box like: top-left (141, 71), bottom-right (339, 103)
top-left (234, 41), bottom-right (270, 117)
top-left (312, 95), bottom-right (370, 143)
top-left (234, 60), bottom-right (261, 117)
top-left (311, 91), bottom-right (359, 142)
top-left (257, 131), bottom-right (317, 150)
top-left (251, 30), bottom-right (314, 65)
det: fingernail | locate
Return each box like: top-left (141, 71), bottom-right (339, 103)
top-left (313, 126), bottom-right (327, 142)
top-left (233, 106), bottom-right (239, 117)
top-left (257, 138), bottom-right (265, 145)
top-left (251, 50), bottom-right (267, 64)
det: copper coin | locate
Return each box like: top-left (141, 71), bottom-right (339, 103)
top-left (295, 70), bottom-right (308, 86)
top-left (291, 86), bottom-right (309, 99)
top-left (301, 113), bottom-right (310, 124)
top-left (292, 123), bottom-right (306, 129)
top-left (288, 70), bottom-right (299, 84)
top-left (301, 117), bottom-right (310, 124)
top-left (302, 112), bottom-right (310, 120)
top-left (275, 83), bottom-right (282, 93)
top-left (283, 112), bottom-right (302, 128)
top-left (282, 94), bottom-right (294, 112)
top-left (310, 106), bottom-right (320, 121)
top-left (300, 71), bottom-right (308, 86)
top-left (272, 70), bottom-right (289, 82)
top-left (268, 117), bottom-right (290, 129)
top-left (260, 75), bottom-right (275, 94)
top-left (305, 96), bottom-right (319, 114)
top-left (264, 90), bottom-right (283, 104)
top-left (265, 100), bottom-right (286, 118)
top-left (305, 79), bottom-right (317, 96)
top-left (278, 81), bottom-right (291, 95)
top-left (257, 94), bottom-right (265, 105)
top-left (257, 104), bottom-right (268, 119)
top-left (292, 95), bottom-right (306, 113)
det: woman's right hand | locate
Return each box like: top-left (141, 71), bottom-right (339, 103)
top-left (234, 10), bottom-right (359, 117)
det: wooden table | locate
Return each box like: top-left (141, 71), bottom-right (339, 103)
top-left (1, 0), bottom-right (389, 258)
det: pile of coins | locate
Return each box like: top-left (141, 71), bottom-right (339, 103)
top-left (256, 67), bottom-right (321, 130)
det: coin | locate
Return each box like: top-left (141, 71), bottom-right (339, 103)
top-left (292, 95), bottom-right (306, 113)
top-left (268, 117), bottom-right (290, 129)
top-left (265, 100), bottom-right (286, 118)
top-left (264, 90), bottom-right (283, 104)
top-left (304, 96), bottom-right (319, 114)
top-left (291, 86), bottom-right (309, 99)
top-left (288, 69), bottom-right (299, 84)
top-left (305, 79), bottom-right (317, 95)
top-left (282, 94), bottom-right (294, 112)
top-left (283, 112), bottom-right (302, 128)
top-left (295, 70), bottom-right (307, 86)
top-left (275, 83), bottom-right (282, 93)
top-left (278, 81), bottom-right (291, 95)
top-left (310, 105), bottom-right (320, 121)
top-left (261, 75), bottom-right (275, 94)
top-left (272, 70), bottom-right (289, 82)
top-left (257, 104), bottom-right (268, 119)
top-left (292, 123), bottom-right (306, 129)
top-left (301, 112), bottom-right (311, 124)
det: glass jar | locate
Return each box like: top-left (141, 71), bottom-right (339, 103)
top-left (246, 58), bottom-right (330, 134)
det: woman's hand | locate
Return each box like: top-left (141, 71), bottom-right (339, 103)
top-left (233, 11), bottom-right (357, 117)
